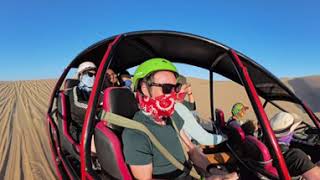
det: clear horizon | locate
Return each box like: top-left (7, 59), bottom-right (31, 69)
top-left (1, 1), bottom-right (319, 80)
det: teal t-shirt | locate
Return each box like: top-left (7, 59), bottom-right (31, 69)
top-left (182, 100), bottom-right (196, 111)
top-left (122, 111), bottom-right (186, 176)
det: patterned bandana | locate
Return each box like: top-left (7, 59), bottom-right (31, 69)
top-left (176, 92), bottom-right (187, 102)
top-left (136, 91), bottom-right (177, 122)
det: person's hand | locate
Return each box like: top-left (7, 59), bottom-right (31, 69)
top-left (206, 172), bottom-right (238, 180)
top-left (181, 83), bottom-right (192, 95)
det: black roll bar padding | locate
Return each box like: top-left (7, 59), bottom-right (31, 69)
top-left (211, 52), bottom-right (227, 69)
top-left (209, 52), bottom-right (226, 128)
top-left (263, 100), bottom-right (268, 108)
top-left (81, 34), bottom-right (124, 180)
top-left (268, 101), bottom-right (288, 113)
top-left (209, 70), bottom-right (214, 122)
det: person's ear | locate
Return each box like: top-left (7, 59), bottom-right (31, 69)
top-left (140, 82), bottom-right (150, 97)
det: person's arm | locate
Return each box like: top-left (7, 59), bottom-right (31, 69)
top-left (182, 100), bottom-right (196, 111)
top-left (302, 166), bottom-right (320, 180)
top-left (180, 130), bottom-right (238, 180)
top-left (129, 163), bottom-right (153, 180)
top-left (179, 130), bottom-right (210, 170)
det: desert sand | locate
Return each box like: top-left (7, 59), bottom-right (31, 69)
top-left (0, 80), bottom-right (57, 180)
top-left (0, 76), bottom-right (319, 179)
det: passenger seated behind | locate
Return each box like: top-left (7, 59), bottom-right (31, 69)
top-left (67, 61), bottom-right (96, 142)
top-left (227, 102), bottom-right (258, 135)
top-left (102, 68), bottom-right (121, 89)
top-left (241, 119), bottom-right (258, 136)
top-left (118, 70), bottom-right (133, 90)
top-left (270, 112), bottom-right (320, 179)
top-left (122, 58), bottom-right (238, 180)
top-left (227, 102), bottom-right (249, 126)
top-left (175, 75), bottom-right (227, 145)
top-left (176, 75), bottom-right (196, 111)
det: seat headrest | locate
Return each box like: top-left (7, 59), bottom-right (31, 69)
top-left (244, 136), bottom-right (272, 161)
top-left (103, 87), bottom-right (139, 119)
top-left (94, 122), bottom-right (132, 179)
top-left (226, 121), bottom-right (246, 144)
top-left (64, 79), bottom-right (79, 89)
top-left (243, 136), bottom-right (278, 178)
top-left (215, 109), bottom-right (226, 128)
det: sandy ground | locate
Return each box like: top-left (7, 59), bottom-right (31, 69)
top-left (0, 80), bottom-right (57, 180)
top-left (0, 76), bottom-right (319, 179)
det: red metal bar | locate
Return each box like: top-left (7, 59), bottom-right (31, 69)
top-left (230, 49), bottom-right (290, 180)
top-left (60, 92), bottom-right (80, 152)
top-left (47, 115), bottom-right (63, 180)
top-left (80, 35), bottom-right (122, 180)
top-left (47, 115), bottom-right (74, 180)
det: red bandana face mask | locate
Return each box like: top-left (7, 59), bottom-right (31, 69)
top-left (176, 92), bottom-right (187, 102)
top-left (136, 92), bottom-right (177, 122)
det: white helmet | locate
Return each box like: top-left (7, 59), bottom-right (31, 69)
top-left (77, 61), bottom-right (96, 77)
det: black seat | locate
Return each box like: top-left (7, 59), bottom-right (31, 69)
top-left (102, 87), bottom-right (139, 133)
top-left (95, 87), bottom-right (138, 179)
top-left (64, 79), bottom-right (79, 89)
top-left (56, 91), bottom-right (80, 159)
top-left (56, 79), bottom-right (81, 158)
top-left (225, 123), bottom-right (278, 179)
top-left (214, 109), bottom-right (227, 133)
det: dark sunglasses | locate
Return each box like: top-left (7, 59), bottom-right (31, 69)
top-left (149, 82), bottom-right (182, 94)
top-left (84, 72), bottom-right (96, 77)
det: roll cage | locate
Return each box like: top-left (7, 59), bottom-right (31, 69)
top-left (47, 30), bottom-right (320, 180)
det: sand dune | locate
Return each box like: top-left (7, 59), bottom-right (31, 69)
top-left (288, 76), bottom-right (320, 112)
top-left (0, 80), bottom-right (57, 180)
top-left (0, 76), bottom-right (319, 179)
top-left (188, 76), bottom-right (320, 125)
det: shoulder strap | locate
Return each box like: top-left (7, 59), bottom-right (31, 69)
top-left (100, 110), bottom-right (201, 179)
top-left (171, 118), bottom-right (189, 160)
top-left (171, 119), bottom-right (200, 177)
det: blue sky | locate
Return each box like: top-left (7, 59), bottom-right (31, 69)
top-left (1, 1), bottom-right (319, 80)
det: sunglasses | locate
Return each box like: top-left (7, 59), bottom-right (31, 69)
top-left (149, 82), bottom-right (182, 94)
top-left (84, 71), bottom-right (96, 77)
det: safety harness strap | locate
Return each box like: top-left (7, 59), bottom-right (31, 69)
top-left (100, 111), bottom-right (201, 179)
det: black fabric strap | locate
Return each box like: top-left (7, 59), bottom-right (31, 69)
top-left (206, 164), bottom-right (217, 173)
top-left (182, 160), bottom-right (193, 175)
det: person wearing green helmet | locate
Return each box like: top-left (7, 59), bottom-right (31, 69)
top-left (227, 102), bottom-right (250, 128)
top-left (122, 58), bottom-right (238, 180)
top-left (227, 103), bottom-right (259, 136)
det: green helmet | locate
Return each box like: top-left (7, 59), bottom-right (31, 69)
top-left (133, 58), bottom-right (178, 90)
top-left (231, 103), bottom-right (249, 116)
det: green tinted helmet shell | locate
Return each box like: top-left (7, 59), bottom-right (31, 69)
top-left (133, 58), bottom-right (178, 91)
top-left (231, 103), bottom-right (249, 116)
